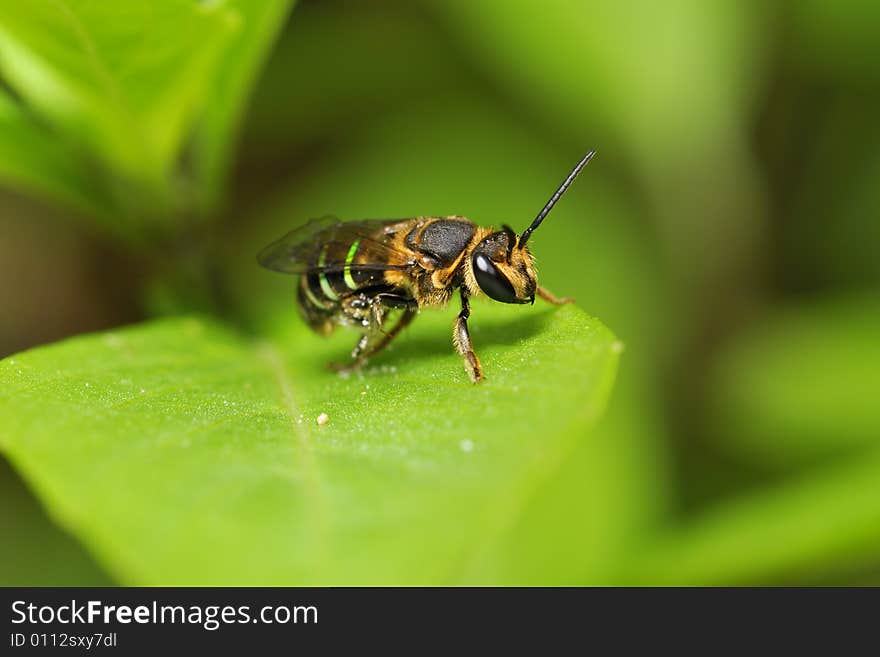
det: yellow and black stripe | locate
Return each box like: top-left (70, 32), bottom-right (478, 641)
top-left (297, 238), bottom-right (392, 328)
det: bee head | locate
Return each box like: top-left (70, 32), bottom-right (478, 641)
top-left (470, 150), bottom-right (595, 305)
top-left (470, 226), bottom-right (536, 305)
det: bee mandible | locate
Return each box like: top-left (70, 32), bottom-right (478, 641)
top-left (258, 151), bottom-right (595, 382)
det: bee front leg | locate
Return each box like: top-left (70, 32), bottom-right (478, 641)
top-left (536, 285), bottom-right (574, 305)
top-left (453, 290), bottom-right (484, 383)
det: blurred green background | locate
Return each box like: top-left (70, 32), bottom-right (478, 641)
top-left (2, 0), bottom-right (879, 585)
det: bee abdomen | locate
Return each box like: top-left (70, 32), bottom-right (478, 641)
top-left (296, 238), bottom-right (390, 326)
top-left (297, 276), bottom-right (336, 332)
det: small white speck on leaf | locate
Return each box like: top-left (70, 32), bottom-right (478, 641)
top-left (316, 412), bottom-right (329, 426)
top-left (84, 382), bottom-right (90, 388)
top-left (460, 439), bottom-right (474, 453)
top-left (611, 340), bottom-right (625, 354)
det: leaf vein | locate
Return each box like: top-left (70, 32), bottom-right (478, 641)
top-left (257, 342), bottom-right (330, 581)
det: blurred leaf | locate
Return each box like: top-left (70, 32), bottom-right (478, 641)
top-left (0, 0), bottom-right (291, 236)
top-left (711, 294), bottom-right (880, 466)
top-left (783, 122), bottom-right (880, 290)
top-left (0, 1), bottom-right (236, 194)
top-left (821, 139), bottom-right (880, 286)
top-left (430, 0), bottom-right (764, 154)
top-left (622, 447), bottom-right (880, 584)
top-left (245, 1), bottom-right (468, 147)
top-left (0, 88), bottom-right (110, 220)
top-left (461, 379), bottom-right (671, 584)
top-left (0, 459), bottom-right (112, 586)
top-left (190, 0), bottom-right (294, 213)
top-left (789, 0), bottom-right (880, 79)
top-left (0, 307), bottom-right (619, 584)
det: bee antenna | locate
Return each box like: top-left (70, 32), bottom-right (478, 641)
top-left (519, 150), bottom-right (595, 248)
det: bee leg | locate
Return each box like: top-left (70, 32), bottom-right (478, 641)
top-left (355, 296), bottom-right (418, 363)
top-left (453, 290), bottom-right (484, 383)
top-left (361, 305), bottom-right (417, 363)
top-left (351, 333), bottom-right (372, 361)
top-left (329, 297), bottom-right (418, 373)
top-left (327, 328), bottom-right (381, 374)
top-left (536, 285), bottom-right (574, 305)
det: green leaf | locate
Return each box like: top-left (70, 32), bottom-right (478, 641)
top-left (0, 88), bottom-right (112, 220)
top-left (189, 0), bottom-right (295, 213)
top-left (789, 0), bottom-right (880, 79)
top-left (244, 1), bottom-right (467, 148)
top-left (782, 127), bottom-right (880, 289)
top-left (621, 447), bottom-right (880, 584)
top-left (0, 459), bottom-right (112, 586)
top-left (0, 0), bottom-right (292, 231)
top-left (620, 293), bottom-right (880, 584)
top-left (710, 294), bottom-right (880, 467)
top-left (430, 0), bottom-right (763, 155)
top-left (0, 1), bottom-right (232, 181)
top-left (0, 305), bottom-right (619, 584)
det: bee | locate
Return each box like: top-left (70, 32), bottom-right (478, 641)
top-left (258, 151), bottom-right (595, 382)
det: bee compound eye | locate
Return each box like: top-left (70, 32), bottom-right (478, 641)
top-left (472, 253), bottom-right (519, 304)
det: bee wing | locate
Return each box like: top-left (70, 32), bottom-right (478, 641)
top-left (257, 216), bottom-right (415, 275)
